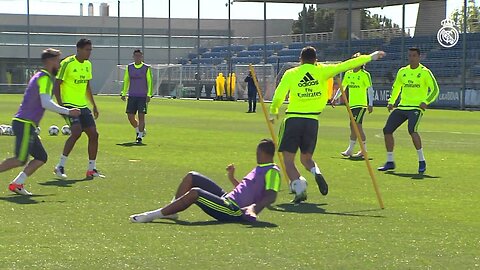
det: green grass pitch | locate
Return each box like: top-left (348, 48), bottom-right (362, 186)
top-left (0, 95), bottom-right (478, 269)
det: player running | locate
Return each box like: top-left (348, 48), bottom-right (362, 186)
top-left (0, 49), bottom-right (80, 195)
top-left (270, 47), bottom-right (385, 203)
top-left (336, 52), bottom-right (375, 158)
top-left (121, 49), bottom-right (153, 143)
top-left (53, 38), bottom-right (104, 180)
top-left (378, 47), bottom-right (439, 174)
top-left (130, 139), bottom-right (280, 223)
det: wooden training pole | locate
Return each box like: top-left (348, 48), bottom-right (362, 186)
top-left (336, 77), bottom-right (385, 209)
top-left (249, 64), bottom-right (289, 185)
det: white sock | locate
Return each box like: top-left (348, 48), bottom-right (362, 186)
top-left (362, 141), bottom-right (367, 152)
top-left (387, 152), bottom-right (394, 162)
top-left (138, 132), bottom-right (144, 138)
top-left (309, 163), bottom-right (321, 176)
top-left (135, 127), bottom-right (139, 133)
top-left (12, 171), bottom-right (27, 185)
top-left (88, 160), bottom-right (96, 171)
top-left (346, 140), bottom-right (356, 153)
top-left (147, 208), bottom-right (165, 219)
top-left (417, 148), bottom-right (425, 162)
top-left (58, 155), bottom-right (68, 167)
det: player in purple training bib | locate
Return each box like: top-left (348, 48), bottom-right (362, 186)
top-left (130, 139), bottom-right (281, 223)
top-left (0, 48), bottom-right (80, 195)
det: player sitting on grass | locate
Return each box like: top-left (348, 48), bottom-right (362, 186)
top-left (130, 139), bottom-right (281, 223)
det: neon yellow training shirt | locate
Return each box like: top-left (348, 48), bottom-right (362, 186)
top-left (342, 69), bottom-right (373, 108)
top-left (270, 55), bottom-right (373, 120)
top-left (389, 64), bottom-right (439, 110)
top-left (56, 55), bottom-right (93, 108)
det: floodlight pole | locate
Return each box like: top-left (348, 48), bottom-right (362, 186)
top-left (228, 1), bottom-right (232, 76)
top-left (197, 0), bottom-right (201, 99)
top-left (27, 0), bottom-right (30, 74)
top-left (401, 1), bottom-right (406, 65)
top-left (141, 0), bottom-right (145, 54)
top-left (117, 0), bottom-right (120, 65)
top-left (302, 0), bottom-right (306, 45)
top-left (263, 0), bottom-right (267, 93)
top-left (461, 0), bottom-right (467, 110)
top-left (347, 0), bottom-right (352, 55)
top-left (168, 0), bottom-right (172, 94)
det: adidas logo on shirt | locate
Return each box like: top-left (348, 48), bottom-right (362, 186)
top-left (298, 72), bottom-right (319, 87)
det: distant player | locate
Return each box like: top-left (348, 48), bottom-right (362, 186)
top-left (0, 49), bottom-right (80, 195)
top-left (270, 47), bottom-right (385, 203)
top-left (244, 71), bottom-right (257, 113)
top-left (53, 38), bottom-right (104, 180)
top-left (130, 139), bottom-right (280, 223)
top-left (378, 47), bottom-right (439, 174)
top-left (336, 52), bottom-right (375, 158)
top-left (121, 49), bottom-right (153, 143)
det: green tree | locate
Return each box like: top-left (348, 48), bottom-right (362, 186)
top-left (451, 0), bottom-right (480, 33)
top-left (292, 6), bottom-right (399, 34)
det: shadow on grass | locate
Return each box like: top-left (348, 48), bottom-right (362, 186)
top-left (0, 194), bottom-right (56, 205)
top-left (116, 142), bottom-right (147, 147)
top-left (385, 171), bottom-right (440, 180)
top-left (331, 156), bottom-right (373, 162)
top-left (269, 203), bottom-right (385, 218)
top-left (150, 219), bottom-right (278, 228)
top-left (39, 178), bottom-right (90, 188)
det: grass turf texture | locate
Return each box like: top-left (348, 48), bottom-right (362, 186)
top-left (0, 95), bottom-right (479, 269)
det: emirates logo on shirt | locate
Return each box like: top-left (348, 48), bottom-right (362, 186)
top-left (298, 72), bottom-right (319, 87)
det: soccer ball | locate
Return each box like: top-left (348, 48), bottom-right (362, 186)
top-left (3, 125), bottom-right (13, 136)
top-left (291, 178), bottom-right (308, 196)
top-left (35, 127), bottom-right (41, 135)
top-left (61, 125), bottom-right (71, 135)
top-left (48, 125), bottom-right (59, 136)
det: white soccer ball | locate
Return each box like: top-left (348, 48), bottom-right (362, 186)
top-left (61, 125), bottom-right (71, 135)
top-left (291, 178), bottom-right (308, 196)
top-left (35, 127), bottom-right (41, 135)
top-left (4, 125), bottom-right (14, 136)
top-left (48, 125), bottom-right (59, 136)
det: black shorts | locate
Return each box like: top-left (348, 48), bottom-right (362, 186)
top-left (278, 117), bottom-right (319, 154)
top-left (190, 172), bottom-right (244, 222)
top-left (64, 107), bottom-right (96, 129)
top-left (351, 107), bottom-right (367, 124)
top-left (383, 109), bottom-right (423, 134)
top-left (126, 96), bottom-right (148, 114)
top-left (12, 119), bottom-right (47, 164)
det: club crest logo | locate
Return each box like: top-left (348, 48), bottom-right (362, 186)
top-left (437, 19), bottom-right (459, 48)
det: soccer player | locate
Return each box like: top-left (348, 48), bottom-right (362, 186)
top-left (0, 48), bottom-right (80, 195)
top-left (130, 139), bottom-right (280, 223)
top-left (53, 38), bottom-right (104, 180)
top-left (378, 47), bottom-right (439, 174)
top-left (338, 52), bottom-right (375, 158)
top-left (270, 47), bottom-right (385, 203)
top-left (121, 49), bottom-right (153, 143)
top-left (244, 71), bottom-right (257, 113)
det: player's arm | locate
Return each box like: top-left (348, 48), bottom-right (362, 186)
top-left (226, 164), bottom-right (240, 187)
top-left (422, 69), bottom-right (440, 108)
top-left (121, 67), bottom-right (130, 100)
top-left (269, 72), bottom-right (290, 119)
top-left (38, 76), bottom-right (75, 115)
top-left (54, 59), bottom-right (70, 105)
top-left (244, 169), bottom-right (281, 218)
top-left (53, 79), bottom-right (63, 106)
top-left (86, 81), bottom-right (99, 118)
top-left (388, 70), bottom-right (403, 107)
top-left (320, 52), bottom-right (384, 79)
top-left (146, 66), bottom-right (153, 101)
top-left (365, 72), bottom-right (375, 111)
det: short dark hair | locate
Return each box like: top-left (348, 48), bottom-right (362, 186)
top-left (41, 48), bottom-right (61, 61)
top-left (409, 47), bottom-right (421, 55)
top-left (133, 49), bottom-right (143, 55)
top-left (300, 46), bottom-right (317, 63)
top-left (76, 38), bottom-right (92, 49)
top-left (258, 139), bottom-right (275, 157)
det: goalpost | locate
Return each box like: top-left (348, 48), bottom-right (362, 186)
top-left (99, 64), bottom-right (183, 97)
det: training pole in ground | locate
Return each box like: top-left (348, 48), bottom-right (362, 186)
top-left (336, 77), bottom-right (385, 209)
top-left (249, 64), bottom-right (289, 185)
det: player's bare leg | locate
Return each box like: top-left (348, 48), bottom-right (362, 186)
top-left (54, 123), bottom-right (82, 178)
top-left (136, 113), bottom-right (146, 143)
top-left (0, 158), bottom-right (23, 172)
top-left (84, 126), bottom-right (103, 179)
top-left (283, 151), bottom-right (307, 203)
top-left (301, 153), bottom-right (328, 196)
top-left (174, 172), bottom-right (195, 199)
top-left (127, 113), bottom-right (138, 129)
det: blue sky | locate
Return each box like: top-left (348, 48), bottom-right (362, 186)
top-left (1, 0), bottom-right (476, 29)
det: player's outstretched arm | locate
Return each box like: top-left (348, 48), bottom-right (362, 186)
top-left (226, 164), bottom-right (240, 187)
top-left (321, 51), bottom-right (386, 79)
